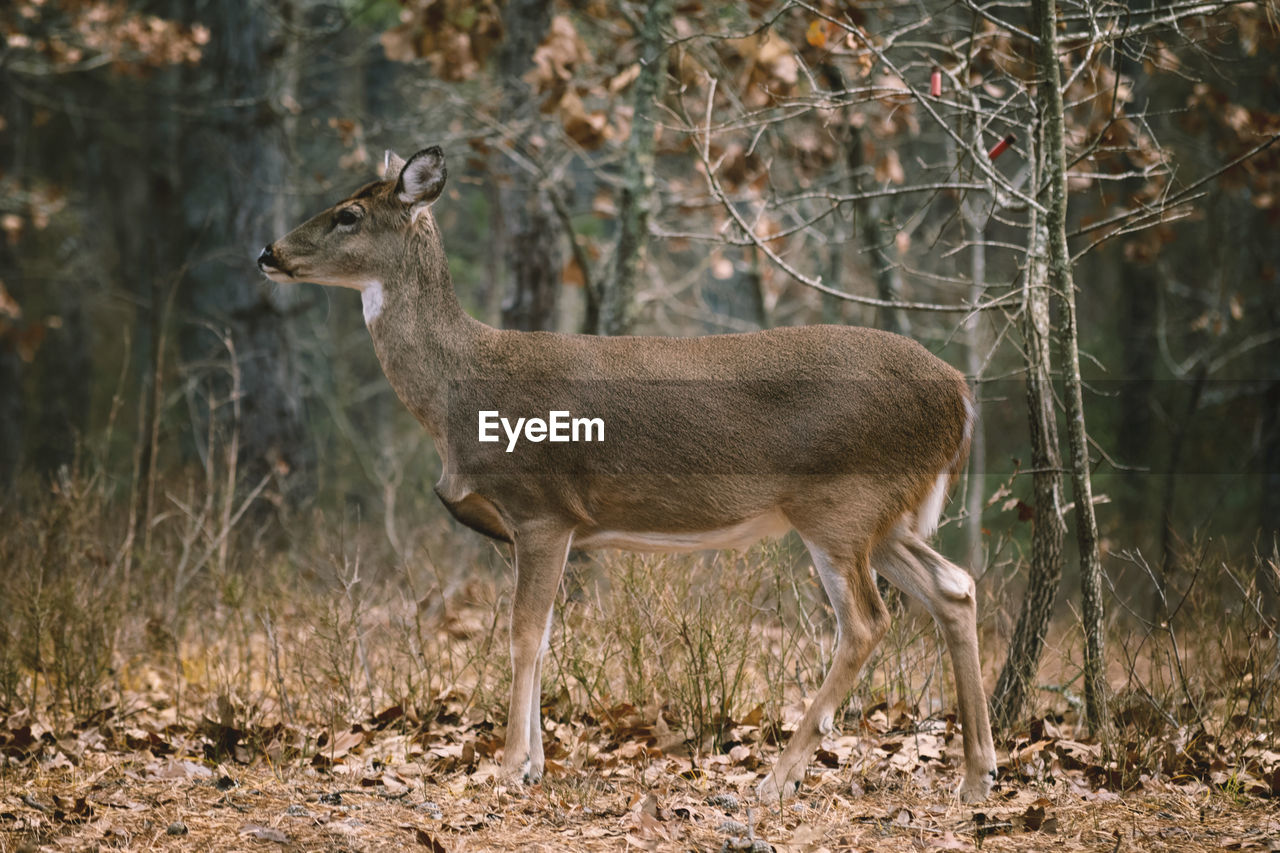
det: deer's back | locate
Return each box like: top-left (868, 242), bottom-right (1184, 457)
top-left (454, 324), bottom-right (970, 478)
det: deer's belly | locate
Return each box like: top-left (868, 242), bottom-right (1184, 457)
top-left (574, 510), bottom-right (791, 553)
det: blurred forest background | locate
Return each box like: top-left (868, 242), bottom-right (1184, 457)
top-left (2, 0), bottom-right (1279, 728)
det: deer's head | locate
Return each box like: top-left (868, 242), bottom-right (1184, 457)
top-left (257, 146), bottom-right (447, 291)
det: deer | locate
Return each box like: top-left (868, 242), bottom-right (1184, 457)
top-left (257, 146), bottom-right (998, 803)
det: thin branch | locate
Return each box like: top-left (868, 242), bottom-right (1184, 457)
top-left (1068, 131), bottom-right (1280, 240)
top-left (779, 182), bottom-right (990, 207)
top-left (689, 82), bottom-right (988, 313)
top-left (959, 0), bottom-right (1041, 44)
top-left (1060, 0), bottom-right (1255, 43)
top-left (544, 183), bottom-right (598, 332)
top-left (795, 0), bottom-right (1046, 215)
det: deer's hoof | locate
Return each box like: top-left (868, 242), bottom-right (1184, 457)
top-left (957, 768), bottom-right (996, 803)
top-left (499, 755), bottom-right (542, 786)
top-left (756, 769), bottom-right (801, 803)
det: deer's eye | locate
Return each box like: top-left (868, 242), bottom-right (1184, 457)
top-left (334, 207), bottom-right (362, 228)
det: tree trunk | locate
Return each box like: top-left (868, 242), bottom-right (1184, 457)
top-left (818, 65), bottom-right (849, 326)
top-left (599, 0), bottom-right (672, 336)
top-left (964, 217), bottom-right (988, 575)
top-left (0, 82), bottom-right (19, 494)
top-left (991, 214), bottom-right (1066, 729)
top-left (24, 227), bottom-right (91, 483)
top-left (1035, 0), bottom-right (1110, 737)
top-left (1115, 247), bottom-right (1157, 534)
top-left (954, 109), bottom-right (990, 575)
top-left (183, 0), bottom-right (316, 510)
top-left (497, 0), bottom-right (560, 333)
top-left (0, 246), bottom-right (22, 494)
top-left (842, 119), bottom-right (909, 336)
top-left (1158, 364), bottom-right (1207, 577)
top-left (745, 249), bottom-right (769, 329)
top-left (862, 199), bottom-right (909, 337)
top-left (1262, 374), bottom-right (1280, 622)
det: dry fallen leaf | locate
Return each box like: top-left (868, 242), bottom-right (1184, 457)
top-left (239, 823), bottom-right (289, 843)
top-left (415, 827), bottom-right (449, 851)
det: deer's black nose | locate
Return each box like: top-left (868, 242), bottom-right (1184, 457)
top-left (257, 245), bottom-right (277, 269)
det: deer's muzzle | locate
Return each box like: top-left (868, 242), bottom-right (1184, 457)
top-left (257, 244), bottom-right (279, 271)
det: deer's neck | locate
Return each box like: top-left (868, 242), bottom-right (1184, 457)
top-left (366, 224), bottom-right (488, 442)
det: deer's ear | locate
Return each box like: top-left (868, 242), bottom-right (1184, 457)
top-left (382, 150), bottom-right (406, 181)
top-left (396, 146), bottom-right (446, 208)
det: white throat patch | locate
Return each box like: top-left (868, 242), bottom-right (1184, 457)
top-left (361, 281), bottom-right (384, 326)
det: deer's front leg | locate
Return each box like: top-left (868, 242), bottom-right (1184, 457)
top-left (502, 525), bottom-right (572, 784)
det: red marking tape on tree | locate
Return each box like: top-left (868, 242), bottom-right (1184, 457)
top-left (988, 134), bottom-right (1015, 160)
top-left (930, 67), bottom-right (942, 97)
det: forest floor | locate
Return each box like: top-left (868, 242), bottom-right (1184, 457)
top-left (4, 621), bottom-right (1278, 853)
top-left (3, 698), bottom-right (1278, 853)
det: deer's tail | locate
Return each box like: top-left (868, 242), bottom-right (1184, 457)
top-left (914, 386), bottom-right (975, 540)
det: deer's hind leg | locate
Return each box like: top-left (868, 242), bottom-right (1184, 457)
top-left (758, 530), bottom-right (889, 801)
top-left (872, 529), bottom-right (996, 802)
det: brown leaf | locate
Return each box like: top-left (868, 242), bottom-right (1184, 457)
top-left (559, 90), bottom-right (611, 150)
top-left (609, 63), bottom-right (641, 94)
top-left (815, 747), bottom-right (840, 768)
top-left (239, 823), bottom-right (289, 843)
top-left (755, 31), bottom-right (798, 86)
top-left (562, 256), bottom-right (586, 288)
top-left (373, 704), bottom-right (404, 728)
top-left (874, 150), bottom-right (905, 185)
top-left (806, 20), bottom-right (827, 48)
top-left (145, 758), bottom-right (213, 780)
top-left (0, 281), bottom-right (19, 319)
top-left (1055, 739), bottom-right (1101, 770)
top-left (526, 15), bottom-right (591, 94)
top-left (415, 827), bottom-right (449, 851)
top-left (379, 28), bottom-right (416, 64)
top-left (728, 743), bottom-right (756, 768)
top-left (617, 739), bottom-right (648, 762)
top-left (628, 791), bottom-right (660, 819)
top-left (1021, 803), bottom-right (1047, 831)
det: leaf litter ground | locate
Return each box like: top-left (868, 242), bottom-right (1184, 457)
top-left (4, 687), bottom-right (1278, 853)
